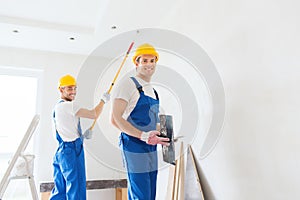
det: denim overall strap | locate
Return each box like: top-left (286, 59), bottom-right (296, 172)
top-left (130, 77), bottom-right (159, 100)
top-left (78, 118), bottom-right (83, 141)
top-left (130, 77), bottom-right (143, 93)
top-left (53, 100), bottom-right (65, 144)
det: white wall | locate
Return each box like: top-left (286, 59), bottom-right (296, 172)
top-left (159, 0), bottom-right (300, 199)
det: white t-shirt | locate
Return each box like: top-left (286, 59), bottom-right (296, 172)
top-left (112, 76), bottom-right (157, 120)
top-left (53, 100), bottom-right (81, 142)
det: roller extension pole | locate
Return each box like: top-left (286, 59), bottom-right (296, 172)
top-left (88, 42), bottom-right (134, 131)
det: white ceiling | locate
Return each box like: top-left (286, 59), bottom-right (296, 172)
top-left (0, 0), bottom-right (182, 55)
top-left (0, 0), bottom-right (113, 55)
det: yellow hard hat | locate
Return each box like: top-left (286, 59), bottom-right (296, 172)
top-left (132, 43), bottom-right (159, 64)
top-left (58, 74), bottom-right (76, 88)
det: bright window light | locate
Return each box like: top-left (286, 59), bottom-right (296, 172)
top-left (0, 75), bottom-right (37, 154)
top-left (0, 73), bottom-right (38, 199)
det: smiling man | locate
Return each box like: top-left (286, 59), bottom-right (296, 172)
top-left (50, 74), bottom-right (110, 200)
top-left (111, 43), bottom-right (169, 200)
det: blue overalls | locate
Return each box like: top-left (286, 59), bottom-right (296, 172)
top-left (119, 77), bottom-right (160, 200)
top-left (50, 100), bottom-right (86, 200)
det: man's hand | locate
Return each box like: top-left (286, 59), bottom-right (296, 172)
top-left (83, 129), bottom-right (93, 139)
top-left (141, 131), bottom-right (170, 146)
top-left (101, 92), bottom-right (110, 103)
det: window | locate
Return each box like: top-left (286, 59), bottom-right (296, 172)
top-left (0, 66), bottom-right (42, 199)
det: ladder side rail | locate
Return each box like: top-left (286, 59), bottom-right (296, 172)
top-left (0, 114), bottom-right (40, 198)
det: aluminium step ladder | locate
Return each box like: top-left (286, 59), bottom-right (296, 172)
top-left (0, 115), bottom-right (40, 200)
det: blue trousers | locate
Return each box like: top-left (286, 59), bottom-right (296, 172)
top-left (50, 138), bottom-right (86, 200)
top-left (120, 133), bottom-right (158, 200)
top-left (127, 170), bottom-right (158, 200)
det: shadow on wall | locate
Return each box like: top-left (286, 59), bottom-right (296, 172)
top-left (195, 159), bottom-right (215, 200)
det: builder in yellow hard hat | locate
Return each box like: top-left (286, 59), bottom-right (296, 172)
top-left (111, 44), bottom-right (169, 200)
top-left (50, 74), bottom-right (110, 200)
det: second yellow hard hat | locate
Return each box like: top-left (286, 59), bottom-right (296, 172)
top-left (58, 74), bottom-right (76, 88)
top-left (132, 43), bottom-right (159, 64)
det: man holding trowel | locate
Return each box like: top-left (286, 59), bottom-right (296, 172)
top-left (50, 74), bottom-right (110, 200)
top-left (111, 43), bottom-right (170, 200)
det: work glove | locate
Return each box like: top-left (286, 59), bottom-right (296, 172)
top-left (83, 129), bottom-right (93, 140)
top-left (141, 131), bottom-right (170, 146)
top-left (101, 92), bottom-right (110, 103)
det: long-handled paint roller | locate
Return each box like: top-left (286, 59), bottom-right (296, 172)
top-left (83, 41), bottom-right (135, 139)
